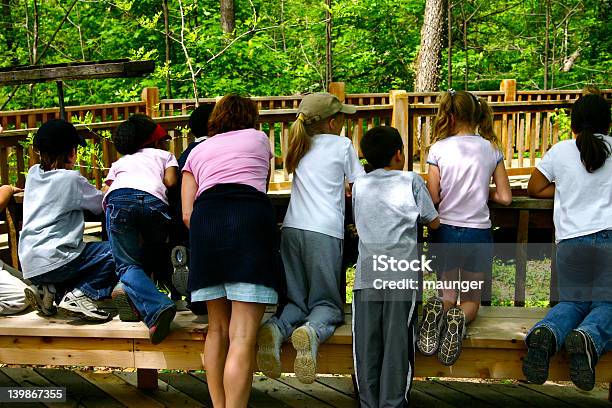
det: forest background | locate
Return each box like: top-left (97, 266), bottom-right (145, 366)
top-left (0, 0), bottom-right (610, 110)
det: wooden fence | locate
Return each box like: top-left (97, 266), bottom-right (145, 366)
top-left (0, 80), bottom-right (610, 189)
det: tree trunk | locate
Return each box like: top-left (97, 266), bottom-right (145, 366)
top-left (162, 0), bottom-right (172, 99)
top-left (414, 0), bottom-right (445, 92)
top-left (220, 0), bottom-right (234, 34)
top-left (543, 0), bottom-right (550, 90)
top-left (446, 0), bottom-right (452, 88)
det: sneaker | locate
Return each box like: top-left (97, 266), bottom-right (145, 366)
top-left (149, 306), bottom-right (176, 345)
top-left (291, 324), bottom-right (319, 384)
top-left (437, 307), bottom-right (466, 366)
top-left (522, 326), bottom-right (556, 385)
top-left (111, 283), bottom-right (140, 322)
top-left (417, 297), bottom-right (444, 355)
top-left (24, 284), bottom-right (57, 316)
top-left (58, 289), bottom-right (110, 322)
top-left (171, 246), bottom-right (189, 296)
top-left (565, 329), bottom-right (597, 391)
top-left (257, 322), bottom-right (283, 378)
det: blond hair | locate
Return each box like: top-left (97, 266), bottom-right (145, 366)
top-left (432, 90), bottom-right (500, 148)
top-left (285, 113), bottom-right (338, 173)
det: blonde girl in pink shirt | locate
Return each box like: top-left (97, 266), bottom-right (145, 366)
top-left (417, 90), bottom-right (512, 366)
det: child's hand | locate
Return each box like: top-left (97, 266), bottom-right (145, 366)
top-left (345, 181), bottom-right (352, 198)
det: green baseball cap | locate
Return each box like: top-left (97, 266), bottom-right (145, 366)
top-left (297, 92), bottom-right (357, 125)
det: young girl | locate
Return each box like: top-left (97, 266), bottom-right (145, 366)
top-left (257, 92), bottom-right (365, 384)
top-left (105, 114), bottom-right (177, 344)
top-left (181, 94), bottom-right (281, 407)
top-left (19, 119), bottom-right (116, 322)
top-left (523, 93), bottom-right (611, 391)
top-left (419, 90), bottom-right (512, 366)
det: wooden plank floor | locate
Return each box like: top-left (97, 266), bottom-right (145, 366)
top-left (0, 368), bottom-right (608, 407)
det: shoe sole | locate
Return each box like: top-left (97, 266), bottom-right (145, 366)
top-left (292, 328), bottom-right (316, 384)
top-left (24, 287), bottom-right (56, 316)
top-left (58, 306), bottom-right (110, 322)
top-left (522, 327), bottom-right (554, 385)
top-left (171, 246), bottom-right (189, 296)
top-left (417, 298), bottom-right (443, 355)
top-left (257, 325), bottom-right (282, 378)
top-left (150, 307), bottom-right (177, 345)
top-left (112, 288), bottom-right (140, 322)
top-left (565, 331), bottom-right (595, 391)
top-left (438, 308), bottom-right (465, 366)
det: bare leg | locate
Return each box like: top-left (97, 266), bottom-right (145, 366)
top-left (438, 268), bottom-right (459, 311)
top-left (458, 270), bottom-right (485, 324)
top-left (204, 298), bottom-right (231, 408)
top-left (224, 301), bottom-right (266, 408)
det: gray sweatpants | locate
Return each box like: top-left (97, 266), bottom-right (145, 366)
top-left (353, 289), bottom-right (417, 408)
top-left (0, 264), bottom-right (28, 315)
top-left (269, 227), bottom-right (344, 343)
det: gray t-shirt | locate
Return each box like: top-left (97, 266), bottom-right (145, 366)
top-left (18, 165), bottom-right (104, 279)
top-left (352, 169), bottom-right (438, 290)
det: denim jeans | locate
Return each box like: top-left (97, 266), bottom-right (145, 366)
top-left (528, 230), bottom-right (612, 357)
top-left (106, 189), bottom-right (175, 327)
top-left (29, 241), bottom-right (116, 302)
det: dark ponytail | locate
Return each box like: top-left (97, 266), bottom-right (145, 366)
top-left (571, 94), bottom-right (611, 173)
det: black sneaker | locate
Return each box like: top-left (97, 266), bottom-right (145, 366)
top-left (417, 297), bottom-right (444, 355)
top-left (171, 246), bottom-right (189, 296)
top-left (437, 307), bottom-right (466, 366)
top-left (523, 326), bottom-right (556, 385)
top-left (565, 329), bottom-right (597, 391)
top-left (149, 306), bottom-right (176, 345)
top-left (111, 283), bottom-right (140, 322)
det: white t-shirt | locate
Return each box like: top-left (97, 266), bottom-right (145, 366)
top-left (283, 134), bottom-right (365, 239)
top-left (427, 135), bottom-right (503, 228)
top-left (536, 135), bottom-right (612, 242)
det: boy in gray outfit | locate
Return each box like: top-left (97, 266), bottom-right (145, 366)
top-left (19, 119), bottom-right (117, 322)
top-left (352, 126), bottom-right (439, 407)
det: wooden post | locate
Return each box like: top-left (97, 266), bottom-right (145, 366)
top-left (500, 79), bottom-right (516, 102)
top-left (141, 87), bottom-right (160, 118)
top-left (390, 90), bottom-right (411, 170)
top-left (328, 82), bottom-right (345, 102)
top-left (136, 368), bottom-right (158, 390)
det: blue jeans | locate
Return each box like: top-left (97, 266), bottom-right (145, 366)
top-left (106, 189), bottom-right (175, 328)
top-left (30, 242), bottom-right (116, 302)
top-left (528, 230), bottom-right (612, 357)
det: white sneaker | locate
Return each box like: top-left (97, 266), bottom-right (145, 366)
top-left (257, 322), bottom-right (283, 378)
top-left (24, 284), bottom-right (57, 316)
top-left (58, 289), bottom-right (110, 322)
top-left (292, 324), bottom-right (319, 384)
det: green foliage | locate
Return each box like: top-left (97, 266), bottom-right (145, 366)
top-left (0, 0), bottom-right (609, 110)
top-left (550, 108), bottom-right (573, 141)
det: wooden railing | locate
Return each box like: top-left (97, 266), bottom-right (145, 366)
top-left (0, 80), bottom-right (609, 189)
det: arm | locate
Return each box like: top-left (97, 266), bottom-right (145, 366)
top-left (527, 169), bottom-right (555, 198)
top-left (428, 217), bottom-right (440, 230)
top-left (181, 171), bottom-right (198, 229)
top-left (489, 162), bottom-right (512, 205)
top-left (164, 166), bottom-right (178, 189)
top-left (0, 185), bottom-right (21, 212)
top-left (426, 165), bottom-right (441, 205)
top-left (77, 176), bottom-right (105, 215)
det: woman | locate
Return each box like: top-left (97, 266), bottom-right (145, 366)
top-left (182, 94), bottom-right (281, 407)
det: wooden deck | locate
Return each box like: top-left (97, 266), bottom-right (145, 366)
top-left (0, 368), bottom-right (609, 407)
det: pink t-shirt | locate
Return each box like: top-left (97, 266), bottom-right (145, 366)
top-left (427, 135), bottom-right (503, 228)
top-left (104, 148), bottom-right (178, 205)
top-left (183, 128), bottom-right (272, 198)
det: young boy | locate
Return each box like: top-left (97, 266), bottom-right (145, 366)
top-left (352, 126), bottom-right (439, 407)
top-left (18, 119), bottom-right (117, 322)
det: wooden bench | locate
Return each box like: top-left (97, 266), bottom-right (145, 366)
top-left (1, 306), bottom-right (611, 399)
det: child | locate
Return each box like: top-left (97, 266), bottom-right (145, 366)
top-left (353, 126), bottom-right (439, 407)
top-left (257, 92), bottom-right (365, 384)
top-left (170, 104), bottom-right (214, 297)
top-left (0, 184), bottom-right (29, 315)
top-left (105, 114), bottom-right (178, 344)
top-left (523, 93), bottom-right (612, 391)
top-left (181, 94), bottom-right (281, 407)
top-left (419, 90), bottom-right (512, 366)
top-left (18, 119), bottom-right (116, 321)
